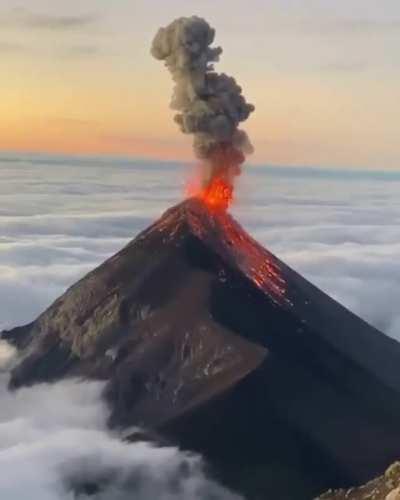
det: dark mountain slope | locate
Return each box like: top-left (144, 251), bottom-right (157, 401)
top-left (2, 198), bottom-right (400, 499)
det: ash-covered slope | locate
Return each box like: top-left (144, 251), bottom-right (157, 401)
top-left (3, 198), bottom-right (400, 500)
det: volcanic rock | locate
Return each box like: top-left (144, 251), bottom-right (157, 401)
top-left (318, 462), bottom-right (400, 500)
top-left (2, 198), bottom-right (400, 500)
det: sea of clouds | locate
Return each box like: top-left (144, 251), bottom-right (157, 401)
top-left (0, 339), bottom-right (241, 500)
top-left (0, 153), bottom-right (399, 498)
top-left (0, 153), bottom-right (399, 338)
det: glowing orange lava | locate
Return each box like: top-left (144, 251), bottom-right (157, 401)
top-left (186, 176), bottom-right (233, 212)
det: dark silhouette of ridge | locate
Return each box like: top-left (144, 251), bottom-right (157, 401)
top-left (2, 198), bottom-right (400, 500)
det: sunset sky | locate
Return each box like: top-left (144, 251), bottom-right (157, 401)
top-left (1, 0), bottom-right (399, 169)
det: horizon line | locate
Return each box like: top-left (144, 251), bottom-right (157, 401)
top-left (0, 148), bottom-right (399, 176)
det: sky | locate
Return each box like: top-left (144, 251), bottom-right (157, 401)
top-left (0, 0), bottom-right (399, 169)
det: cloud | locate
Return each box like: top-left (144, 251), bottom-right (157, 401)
top-left (234, 167), bottom-right (400, 340)
top-left (0, 10), bottom-right (103, 60)
top-left (0, 155), bottom-right (182, 329)
top-left (0, 154), bottom-right (399, 343)
top-left (25, 14), bottom-right (95, 30)
top-left (0, 363), bottom-right (242, 500)
top-left (9, 9), bottom-right (98, 31)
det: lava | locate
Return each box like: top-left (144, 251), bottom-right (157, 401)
top-left (200, 177), bottom-right (233, 211)
top-left (186, 176), bottom-right (234, 212)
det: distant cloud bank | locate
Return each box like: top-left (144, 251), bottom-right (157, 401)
top-left (0, 155), bottom-right (399, 343)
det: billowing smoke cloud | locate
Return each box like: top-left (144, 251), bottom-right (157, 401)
top-left (151, 16), bottom-right (254, 188)
top-left (0, 340), bottom-right (242, 500)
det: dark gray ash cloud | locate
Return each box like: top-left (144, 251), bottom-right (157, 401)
top-left (151, 16), bottom-right (254, 189)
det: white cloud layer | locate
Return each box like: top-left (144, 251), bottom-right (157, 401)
top-left (0, 360), bottom-right (241, 500)
top-left (1, 155), bottom-right (399, 339)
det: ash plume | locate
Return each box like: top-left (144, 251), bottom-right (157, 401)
top-left (151, 16), bottom-right (254, 189)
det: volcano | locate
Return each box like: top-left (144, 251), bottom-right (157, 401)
top-left (3, 198), bottom-right (400, 500)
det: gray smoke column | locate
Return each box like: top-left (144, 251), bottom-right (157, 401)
top-left (151, 16), bottom-right (254, 189)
